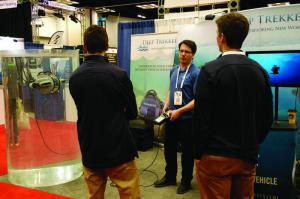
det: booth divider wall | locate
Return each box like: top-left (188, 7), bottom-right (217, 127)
top-left (118, 20), bottom-right (155, 76)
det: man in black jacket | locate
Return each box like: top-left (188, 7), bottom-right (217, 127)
top-left (193, 12), bottom-right (273, 199)
top-left (69, 25), bottom-right (140, 199)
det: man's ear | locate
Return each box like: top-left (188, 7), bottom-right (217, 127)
top-left (220, 33), bottom-right (226, 44)
top-left (83, 45), bottom-right (88, 54)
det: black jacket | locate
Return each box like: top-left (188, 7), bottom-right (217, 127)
top-left (69, 55), bottom-right (138, 169)
top-left (193, 54), bottom-right (273, 163)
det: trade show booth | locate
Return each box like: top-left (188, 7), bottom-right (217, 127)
top-left (1, 1), bottom-right (300, 198)
top-left (123, 4), bottom-right (300, 198)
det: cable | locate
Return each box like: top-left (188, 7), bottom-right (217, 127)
top-left (109, 124), bottom-right (163, 188)
top-left (34, 118), bottom-right (74, 155)
top-left (139, 123), bottom-right (163, 188)
top-left (109, 123), bottom-right (164, 188)
top-left (139, 146), bottom-right (160, 187)
top-left (294, 88), bottom-right (299, 110)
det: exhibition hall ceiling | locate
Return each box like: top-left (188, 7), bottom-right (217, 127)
top-left (63, 0), bottom-right (300, 19)
top-left (74, 0), bottom-right (159, 19)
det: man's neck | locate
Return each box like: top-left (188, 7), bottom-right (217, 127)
top-left (86, 52), bottom-right (105, 56)
top-left (221, 45), bottom-right (241, 53)
top-left (180, 63), bottom-right (190, 70)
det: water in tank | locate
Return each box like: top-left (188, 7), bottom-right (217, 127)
top-left (0, 49), bottom-right (82, 187)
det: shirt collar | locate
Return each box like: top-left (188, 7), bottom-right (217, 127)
top-left (84, 55), bottom-right (107, 62)
top-left (222, 51), bottom-right (245, 56)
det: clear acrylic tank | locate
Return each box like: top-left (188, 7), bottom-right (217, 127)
top-left (0, 49), bottom-right (82, 187)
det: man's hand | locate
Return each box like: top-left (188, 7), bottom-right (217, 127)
top-left (170, 109), bottom-right (182, 121)
top-left (162, 106), bottom-right (168, 113)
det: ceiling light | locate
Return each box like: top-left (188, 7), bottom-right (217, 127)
top-left (96, 8), bottom-right (116, 13)
top-left (137, 14), bottom-right (146, 19)
top-left (56, 0), bottom-right (79, 5)
top-left (136, 4), bottom-right (158, 9)
top-left (70, 1), bottom-right (79, 5)
top-left (267, 2), bottom-right (290, 7)
top-left (69, 13), bottom-right (80, 23)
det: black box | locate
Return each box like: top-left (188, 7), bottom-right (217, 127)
top-left (130, 119), bottom-right (154, 151)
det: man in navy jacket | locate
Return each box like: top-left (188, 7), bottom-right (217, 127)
top-left (69, 25), bottom-right (140, 199)
top-left (193, 12), bottom-right (273, 199)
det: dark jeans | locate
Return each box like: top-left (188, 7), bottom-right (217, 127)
top-left (164, 118), bottom-right (194, 184)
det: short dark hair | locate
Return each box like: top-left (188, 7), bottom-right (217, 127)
top-left (84, 25), bottom-right (108, 53)
top-left (178, 40), bottom-right (197, 55)
top-left (216, 12), bottom-right (249, 49)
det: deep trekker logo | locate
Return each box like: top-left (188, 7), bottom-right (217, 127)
top-left (136, 37), bottom-right (176, 52)
top-left (248, 13), bottom-right (300, 25)
top-left (137, 45), bottom-right (149, 52)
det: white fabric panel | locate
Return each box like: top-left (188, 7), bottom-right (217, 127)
top-left (0, 37), bottom-right (24, 50)
top-left (164, 0), bottom-right (229, 8)
top-left (164, 9), bottom-right (229, 19)
top-left (164, 11), bottom-right (202, 19)
top-left (155, 9), bottom-right (228, 33)
top-left (155, 17), bottom-right (196, 33)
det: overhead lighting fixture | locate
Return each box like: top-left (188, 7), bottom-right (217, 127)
top-left (56, 0), bottom-right (79, 5)
top-left (69, 13), bottom-right (80, 23)
top-left (137, 14), bottom-right (146, 19)
top-left (38, 9), bottom-right (46, 17)
top-left (136, 4), bottom-right (158, 9)
top-left (96, 7), bottom-right (116, 13)
top-left (267, 2), bottom-right (290, 7)
top-left (69, 0), bottom-right (79, 5)
top-left (53, 10), bottom-right (65, 20)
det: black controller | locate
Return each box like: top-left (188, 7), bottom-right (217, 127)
top-left (154, 110), bottom-right (171, 124)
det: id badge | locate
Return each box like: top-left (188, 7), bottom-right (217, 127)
top-left (174, 90), bottom-right (183, 106)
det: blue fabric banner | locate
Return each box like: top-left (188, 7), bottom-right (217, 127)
top-left (117, 20), bottom-right (155, 76)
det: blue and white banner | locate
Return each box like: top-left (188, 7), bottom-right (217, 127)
top-left (243, 5), bottom-right (300, 51)
top-left (130, 33), bottom-right (177, 107)
top-left (175, 4), bottom-right (300, 67)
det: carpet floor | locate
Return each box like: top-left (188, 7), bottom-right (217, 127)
top-left (0, 182), bottom-right (73, 199)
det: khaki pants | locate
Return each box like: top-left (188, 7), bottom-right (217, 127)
top-left (195, 155), bottom-right (256, 199)
top-left (83, 160), bottom-right (141, 199)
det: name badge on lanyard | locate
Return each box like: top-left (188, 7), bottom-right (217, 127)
top-left (174, 89), bottom-right (183, 106)
top-left (173, 65), bottom-right (190, 106)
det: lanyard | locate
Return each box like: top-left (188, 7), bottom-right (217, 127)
top-left (175, 64), bottom-right (191, 89)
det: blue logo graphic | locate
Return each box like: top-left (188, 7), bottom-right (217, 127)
top-left (137, 45), bottom-right (148, 52)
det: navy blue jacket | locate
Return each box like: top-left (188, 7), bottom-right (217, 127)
top-left (193, 54), bottom-right (273, 163)
top-left (69, 55), bottom-right (138, 169)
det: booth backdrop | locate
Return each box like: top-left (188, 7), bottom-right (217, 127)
top-left (130, 33), bottom-right (177, 107)
top-left (118, 20), bottom-right (155, 76)
top-left (119, 4), bottom-right (300, 198)
top-left (174, 4), bottom-right (300, 199)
